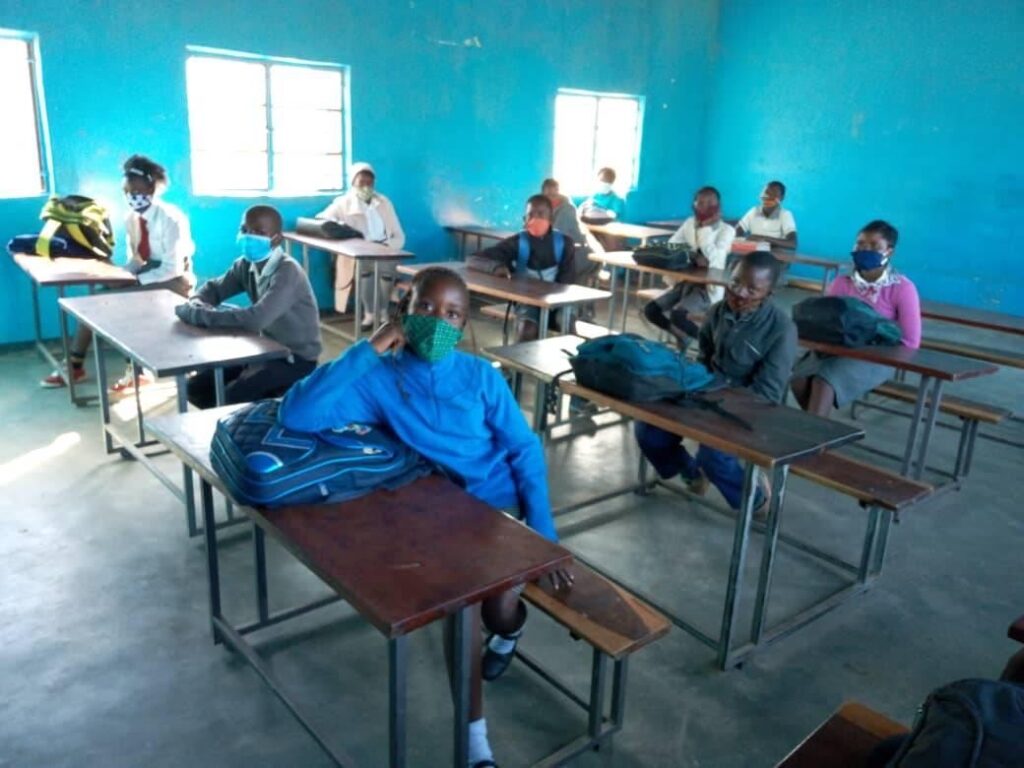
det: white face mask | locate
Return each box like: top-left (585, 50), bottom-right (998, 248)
top-left (596, 181), bottom-right (613, 195)
top-left (355, 186), bottom-right (375, 203)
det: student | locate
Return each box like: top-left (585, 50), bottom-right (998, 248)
top-left (646, 186), bottom-right (736, 347)
top-left (635, 251), bottom-right (796, 515)
top-left (278, 266), bottom-right (572, 768)
top-left (41, 155), bottom-right (196, 390)
top-left (316, 162), bottom-right (405, 329)
top-left (174, 205), bottom-right (321, 408)
top-left (467, 194), bottom-right (576, 342)
top-left (791, 220), bottom-right (921, 418)
top-left (540, 178), bottom-right (584, 248)
top-left (735, 181), bottom-right (798, 249)
top-left (579, 167), bottom-right (626, 223)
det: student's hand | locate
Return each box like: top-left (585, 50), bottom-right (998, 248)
top-left (370, 321), bottom-right (405, 355)
top-left (493, 266), bottom-right (512, 279)
top-left (547, 565), bottom-right (575, 591)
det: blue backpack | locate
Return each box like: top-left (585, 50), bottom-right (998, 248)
top-left (516, 230), bottom-right (567, 278)
top-left (209, 400), bottom-right (435, 507)
top-left (568, 333), bottom-right (719, 401)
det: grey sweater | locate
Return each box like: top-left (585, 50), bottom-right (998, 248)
top-left (698, 299), bottom-right (797, 403)
top-left (177, 248), bottom-right (322, 362)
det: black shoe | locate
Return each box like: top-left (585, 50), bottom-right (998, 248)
top-left (482, 634), bottom-right (518, 681)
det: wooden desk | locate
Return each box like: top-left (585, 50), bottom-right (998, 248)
top-left (921, 299), bottom-right (1024, 336)
top-left (59, 290), bottom-right (289, 537)
top-left (584, 221), bottom-right (674, 245)
top-left (443, 224), bottom-right (517, 259)
top-left (10, 252), bottom-right (138, 406)
top-left (799, 339), bottom-right (998, 480)
top-left (644, 218), bottom-right (685, 230)
top-left (147, 406), bottom-right (571, 768)
top-left (282, 231), bottom-right (413, 343)
top-left (588, 250), bottom-right (731, 332)
top-left (561, 379), bottom-right (864, 668)
top-left (397, 261), bottom-right (611, 339)
top-left (776, 702), bottom-right (907, 768)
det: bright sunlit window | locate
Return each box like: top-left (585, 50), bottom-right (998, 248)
top-left (185, 48), bottom-right (347, 195)
top-left (553, 89), bottom-right (644, 196)
top-left (0, 32), bottom-right (50, 198)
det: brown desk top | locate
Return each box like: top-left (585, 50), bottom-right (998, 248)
top-left (397, 262), bottom-right (611, 308)
top-left (483, 335), bottom-right (584, 384)
top-left (283, 231), bottom-right (413, 260)
top-left (59, 290), bottom-right (290, 376)
top-left (147, 406), bottom-right (572, 638)
top-left (561, 381), bottom-right (863, 468)
top-left (644, 219), bottom-right (685, 230)
top-left (732, 242), bottom-right (840, 269)
top-left (799, 339), bottom-right (999, 381)
top-left (444, 224), bottom-right (517, 241)
top-left (921, 299), bottom-right (1024, 336)
top-left (590, 250), bottom-right (732, 286)
top-left (585, 222), bottom-right (675, 240)
top-left (11, 253), bottom-right (138, 287)
top-left (775, 702), bottom-right (907, 768)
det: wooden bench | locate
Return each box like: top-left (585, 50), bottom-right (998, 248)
top-left (920, 337), bottom-right (1024, 370)
top-left (517, 563), bottom-right (671, 765)
top-left (865, 379), bottom-right (1011, 480)
top-left (787, 276), bottom-right (823, 293)
top-left (775, 701), bottom-right (908, 767)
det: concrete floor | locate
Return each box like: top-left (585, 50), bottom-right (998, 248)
top-left (1, 286), bottom-right (1022, 767)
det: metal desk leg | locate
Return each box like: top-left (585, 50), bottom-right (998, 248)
top-left (200, 479), bottom-right (223, 644)
top-left (132, 360), bottom-right (146, 446)
top-left (31, 281), bottom-right (44, 356)
top-left (913, 378), bottom-right (945, 480)
top-left (750, 464), bottom-right (790, 644)
top-left (450, 606), bottom-right (472, 768)
top-left (899, 376), bottom-right (931, 476)
top-left (213, 368), bottom-right (236, 521)
top-left (93, 335), bottom-right (115, 455)
top-left (302, 244), bottom-right (310, 274)
top-left (857, 507), bottom-right (882, 583)
top-left (871, 510), bottom-right (893, 576)
top-left (619, 269), bottom-right (632, 332)
top-left (353, 259), bottom-right (363, 342)
top-left (533, 381), bottom-right (549, 438)
top-left (588, 649), bottom-right (608, 740)
top-left (176, 374), bottom-right (198, 537)
top-left (57, 286), bottom-right (81, 406)
top-left (538, 307), bottom-right (551, 341)
top-left (605, 265), bottom-right (618, 331)
top-left (389, 635), bottom-right (408, 768)
top-left (253, 525), bottom-right (269, 622)
top-left (372, 261), bottom-right (381, 328)
top-left (717, 462), bottom-right (758, 669)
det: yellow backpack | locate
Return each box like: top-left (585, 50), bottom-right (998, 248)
top-left (37, 195), bottom-right (115, 260)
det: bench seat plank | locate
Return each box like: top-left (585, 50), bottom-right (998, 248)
top-left (791, 452), bottom-right (932, 511)
top-left (524, 565), bottom-right (670, 660)
top-left (873, 380), bottom-right (1010, 424)
top-left (776, 702), bottom-right (907, 768)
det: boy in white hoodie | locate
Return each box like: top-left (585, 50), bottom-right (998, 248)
top-left (317, 162), bottom-right (405, 329)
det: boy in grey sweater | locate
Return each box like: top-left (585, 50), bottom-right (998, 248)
top-left (174, 205), bottom-right (322, 408)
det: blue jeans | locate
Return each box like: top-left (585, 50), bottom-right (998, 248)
top-left (634, 422), bottom-right (762, 511)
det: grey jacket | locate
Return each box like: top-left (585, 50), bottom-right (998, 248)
top-left (176, 248), bottom-right (322, 362)
top-left (698, 299), bottom-right (797, 403)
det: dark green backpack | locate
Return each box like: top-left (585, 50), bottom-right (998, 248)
top-left (792, 296), bottom-right (903, 347)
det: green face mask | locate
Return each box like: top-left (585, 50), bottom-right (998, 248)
top-left (401, 314), bottom-right (463, 363)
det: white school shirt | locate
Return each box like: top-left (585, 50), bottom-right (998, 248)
top-left (317, 191), bottom-right (406, 249)
top-left (667, 217), bottom-right (736, 303)
top-left (737, 205), bottom-right (797, 240)
top-left (125, 199), bottom-right (196, 286)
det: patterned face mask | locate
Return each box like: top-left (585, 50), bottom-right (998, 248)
top-left (126, 193), bottom-right (152, 212)
top-left (401, 314), bottom-right (463, 363)
top-left (355, 186), bottom-right (375, 203)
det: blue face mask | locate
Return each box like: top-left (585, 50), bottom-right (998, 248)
top-left (237, 232), bottom-right (274, 262)
top-left (851, 249), bottom-right (888, 272)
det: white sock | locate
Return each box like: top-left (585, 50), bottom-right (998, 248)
top-left (487, 630), bottom-right (521, 655)
top-left (468, 717), bottom-right (493, 767)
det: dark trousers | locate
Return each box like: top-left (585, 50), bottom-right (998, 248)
top-left (186, 357), bottom-right (316, 409)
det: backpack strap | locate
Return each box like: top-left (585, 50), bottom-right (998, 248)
top-left (36, 219), bottom-right (61, 259)
top-left (517, 230), bottom-right (566, 273)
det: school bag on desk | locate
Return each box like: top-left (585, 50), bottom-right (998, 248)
top-left (632, 243), bottom-right (695, 271)
top-left (792, 296), bottom-right (903, 347)
top-left (34, 195), bottom-right (115, 260)
top-left (210, 400), bottom-right (438, 508)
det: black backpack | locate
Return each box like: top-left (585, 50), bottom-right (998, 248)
top-left (792, 296), bottom-right (903, 347)
top-left (295, 216), bottom-right (364, 240)
top-left (633, 243), bottom-right (695, 271)
top-left (888, 679), bottom-right (1024, 767)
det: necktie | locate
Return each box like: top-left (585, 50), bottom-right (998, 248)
top-left (137, 217), bottom-right (151, 262)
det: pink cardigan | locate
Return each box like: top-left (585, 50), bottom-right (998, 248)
top-left (827, 273), bottom-right (922, 348)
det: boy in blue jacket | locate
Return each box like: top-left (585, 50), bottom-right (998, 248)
top-left (279, 266), bottom-right (571, 768)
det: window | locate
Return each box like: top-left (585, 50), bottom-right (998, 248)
top-left (185, 47), bottom-right (347, 195)
top-left (552, 89), bottom-right (644, 196)
top-left (0, 32), bottom-right (50, 198)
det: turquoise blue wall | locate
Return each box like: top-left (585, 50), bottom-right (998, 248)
top-left (0, 0), bottom-right (718, 345)
top-left (706, 0), bottom-right (1024, 314)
